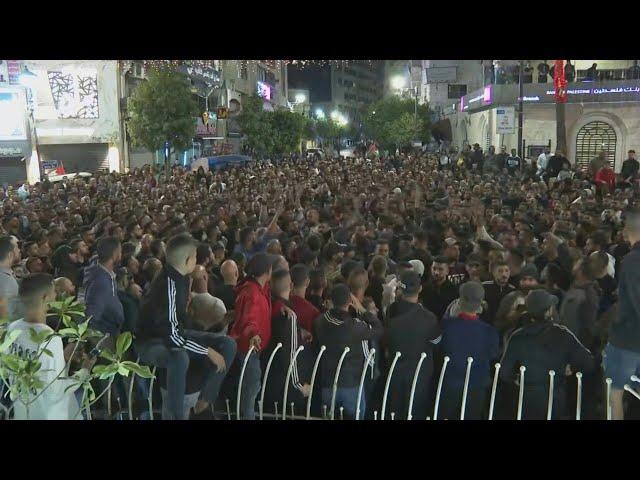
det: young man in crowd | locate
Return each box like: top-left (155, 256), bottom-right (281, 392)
top-left (384, 270), bottom-right (441, 420)
top-left (0, 235), bottom-right (20, 319)
top-left (422, 256), bottom-right (458, 322)
top-left (482, 259), bottom-right (517, 325)
top-left (8, 273), bottom-right (93, 420)
top-left (439, 282), bottom-right (499, 420)
top-left (226, 252), bottom-right (273, 420)
top-left (313, 284), bottom-right (383, 419)
top-left (136, 234), bottom-right (237, 420)
top-left (499, 290), bottom-right (594, 419)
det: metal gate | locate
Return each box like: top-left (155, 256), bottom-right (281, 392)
top-left (575, 121), bottom-right (616, 171)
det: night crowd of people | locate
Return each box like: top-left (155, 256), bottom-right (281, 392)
top-left (1, 144), bottom-right (640, 420)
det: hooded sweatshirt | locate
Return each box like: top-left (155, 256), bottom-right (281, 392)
top-left (230, 277), bottom-right (272, 354)
top-left (83, 262), bottom-right (125, 337)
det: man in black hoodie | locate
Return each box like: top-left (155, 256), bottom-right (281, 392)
top-left (385, 271), bottom-right (441, 420)
top-left (313, 284), bottom-right (382, 419)
top-left (137, 234), bottom-right (237, 419)
top-left (499, 290), bottom-right (594, 419)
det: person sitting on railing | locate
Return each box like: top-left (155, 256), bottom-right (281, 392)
top-left (136, 234), bottom-right (237, 420)
top-left (313, 284), bottom-right (383, 420)
top-left (498, 290), bottom-right (594, 420)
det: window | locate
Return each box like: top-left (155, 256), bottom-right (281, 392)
top-left (575, 121), bottom-right (617, 171)
top-left (448, 84), bottom-right (467, 99)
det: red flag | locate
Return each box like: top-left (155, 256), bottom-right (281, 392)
top-left (554, 60), bottom-right (568, 103)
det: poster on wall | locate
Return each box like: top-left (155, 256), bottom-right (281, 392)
top-left (496, 106), bottom-right (515, 134)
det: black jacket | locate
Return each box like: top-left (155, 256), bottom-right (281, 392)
top-left (385, 300), bottom-right (442, 374)
top-left (609, 242), bottom-right (640, 352)
top-left (421, 279), bottom-right (458, 321)
top-left (500, 321), bottom-right (594, 388)
top-left (481, 281), bottom-right (516, 325)
top-left (313, 308), bottom-right (383, 388)
top-left (136, 264), bottom-right (209, 356)
top-left (620, 158), bottom-right (640, 180)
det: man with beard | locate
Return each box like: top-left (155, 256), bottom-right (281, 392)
top-left (84, 236), bottom-right (125, 344)
top-left (51, 237), bottom-right (90, 289)
top-left (421, 256), bottom-right (458, 322)
top-left (482, 259), bottom-right (516, 326)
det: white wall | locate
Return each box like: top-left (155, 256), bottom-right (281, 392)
top-left (23, 60), bottom-right (121, 147)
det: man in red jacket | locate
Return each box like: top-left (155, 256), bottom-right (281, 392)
top-left (595, 162), bottom-right (616, 194)
top-left (227, 253), bottom-right (273, 419)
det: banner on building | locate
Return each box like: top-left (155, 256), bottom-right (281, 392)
top-left (425, 67), bottom-right (457, 84)
top-left (496, 106), bottom-right (516, 134)
top-left (6, 61), bottom-right (22, 84)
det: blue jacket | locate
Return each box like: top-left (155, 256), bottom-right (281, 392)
top-left (83, 262), bottom-right (125, 337)
top-left (440, 314), bottom-right (500, 389)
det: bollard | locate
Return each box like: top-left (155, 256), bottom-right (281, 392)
top-left (488, 363), bottom-right (501, 420)
top-left (623, 384), bottom-right (640, 401)
top-left (517, 366), bottom-right (526, 420)
top-left (322, 405), bottom-right (327, 420)
top-left (259, 343), bottom-right (283, 420)
top-left (433, 356), bottom-right (450, 420)
top-left (148, 366), bottom-right (157, 420)
top-left (605, 378), bottom-right (612, 420)
top-left (282, 345), bottom-right (305, 420)
top-left (355, 348), bottom-right (376, 421)
top-left (407, 353), bottom-right (427, 421)
top-left (391, 412), bottom-right (395, 420)
top-left (374, 410), bottom-right (378, 420)
top-left (460, 357), bottom-right (474, 420)
top-left (306, 346), bottom-right (327, 420)
top-left (575, 372), bottom-right (582, 420)
top-left (290, 402), bottom-right (295, 419)
top-left (340, 406), bottom-right (344, 420)
top-left (381, 352), bottom-right (402, 420)
top-left (236, 346), bottom-right (257, 420)
top-left (547, 370), bottom-right (555, 420)
top-left (330, 347), bottom-right (351, 420)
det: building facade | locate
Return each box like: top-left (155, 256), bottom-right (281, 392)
top-left (444, 60), bottom-right (640, 172)
top-left (0, 60), bottom-right (122, 184)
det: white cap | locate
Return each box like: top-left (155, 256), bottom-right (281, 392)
top-left (409, 259), bottom-right (425, 277)
top-left (393, 187), bottom-right (402, 194)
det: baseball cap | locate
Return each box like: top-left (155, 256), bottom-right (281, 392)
top-left (408, 259), bottom-right (425, 277)
top-left (399, 271), bottom-right (422, 296)
top-left (525, 290), bottom-right (558, 317)
top-left (465, 253), bottom-right (482, 267)
top-left (520, 263), bottom-right (539, 281)
top-left (458, 281), bottom-right (485, 314)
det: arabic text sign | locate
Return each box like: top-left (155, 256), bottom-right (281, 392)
top-left (426, 67), bottom-right (457, 84)
top-left (496, 107), bottom-right (515, 135)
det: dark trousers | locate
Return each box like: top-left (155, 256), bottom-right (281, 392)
top-left (137, 332), bottom-right (236, 420)
top-left (224, 350), bottom-right (262, 420)
top-left (438, 382), bottom-right (488, 420)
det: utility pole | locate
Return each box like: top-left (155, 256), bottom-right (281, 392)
top-left (517, 60), bottom-right (524, 161)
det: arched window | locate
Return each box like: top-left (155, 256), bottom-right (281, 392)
top-left (575, 121), bottom-right (617, 171)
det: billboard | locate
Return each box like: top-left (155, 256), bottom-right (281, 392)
top-left (0, 90), bottom-right (27, 141)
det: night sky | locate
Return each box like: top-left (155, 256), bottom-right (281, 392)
top-left (287, 64), bottom-right (332, 102)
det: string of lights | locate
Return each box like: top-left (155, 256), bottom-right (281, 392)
top-left (119, 59), bottom-right (377, 72)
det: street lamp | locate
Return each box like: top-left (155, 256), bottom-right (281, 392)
top-left (19, 67), bottom-right (41, 184)
top-left (391, 75), bottom-right (406, 90)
